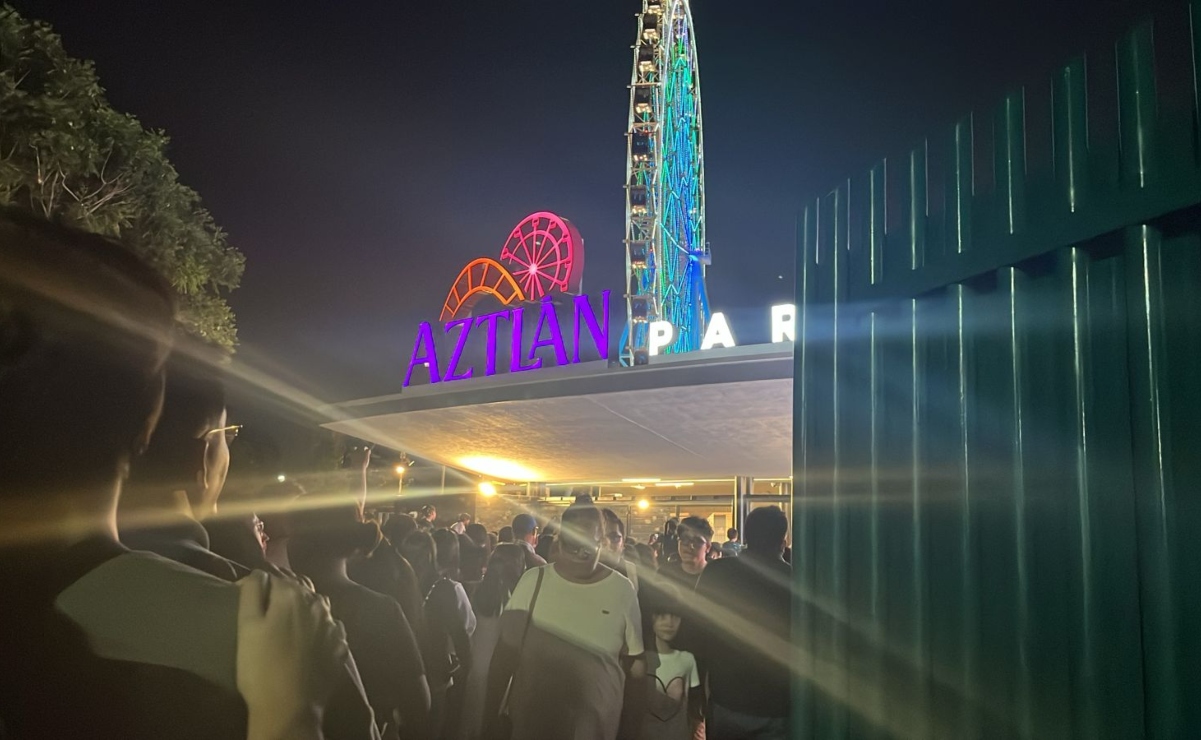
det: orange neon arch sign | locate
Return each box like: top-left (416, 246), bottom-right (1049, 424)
top-left (440, 258), bottom-right (526, 322)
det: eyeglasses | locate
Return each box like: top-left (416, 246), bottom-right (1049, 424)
top-left (205, 424), bottom-right (242, 443)
top-left (679, 534), bottom-right (709, 548)
top-left (559, 535), bottom-right (602, 557)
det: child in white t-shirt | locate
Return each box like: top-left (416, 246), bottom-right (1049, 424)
top-left (642, 602), bottom-right (701, 740)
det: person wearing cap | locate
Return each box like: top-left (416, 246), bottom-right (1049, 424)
top-left (511, 513), bottom-right (547, 568)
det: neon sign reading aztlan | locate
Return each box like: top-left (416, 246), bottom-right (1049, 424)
top-left (404, 291), bottom-right (610, 386)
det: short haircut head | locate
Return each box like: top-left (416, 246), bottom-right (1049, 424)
top-left (559, 504), bottom-right (604, 550)
top-left (255, 479), bottom-right (305, 540)
top-left (678, 516), bottom-right (713, 540)
top-left (288, 495), bottom-right (380, 563)
top-left (511, 513), bottom-right (537, 538)
top-left (744, 506), bottom-right (789, 553)
top-left (727, 527), bottom-right (739, 539)
top-left (601, 507), bottom-right (624, 537)
top-left (634, 542), bottom-right (656, 565)
top-left (431, 527), bottom-right (461, 574)
top-left (0, 210), bottom-right (176, 495)
top-left (400, 529), bottom-right (437, 580)
top-left (465, 522), bottom-right (488, 546)
top-left (382, 512), bottom-right (418, 546)
top-left (127, 337), bottom-right (228, 490)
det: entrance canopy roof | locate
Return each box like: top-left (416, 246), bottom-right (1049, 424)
top-left (324, 344), bottom-right (793, 483)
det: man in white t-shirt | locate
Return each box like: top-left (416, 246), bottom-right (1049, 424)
top-left (484, 505), bottom-right (646, 740)
top-left (449, 512), bottom-right (472, 535)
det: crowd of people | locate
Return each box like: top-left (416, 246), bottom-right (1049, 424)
top-left (0, 212), bottom-right (793, 739)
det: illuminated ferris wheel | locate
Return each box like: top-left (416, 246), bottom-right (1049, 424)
top-left (622, 0), bottom-right (710, 364)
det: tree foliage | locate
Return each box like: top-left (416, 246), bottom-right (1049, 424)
top-left (0, 5), bottom-right (244, 347)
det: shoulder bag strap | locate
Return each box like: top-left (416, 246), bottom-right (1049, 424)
top-left (501, 567), bottom-right (546, 721)
top-left (518, 567), bottom-right (546, 652)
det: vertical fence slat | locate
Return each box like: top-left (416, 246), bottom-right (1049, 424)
top-left (809, 190), bottom-right (838, 739)
top-left (1191, 0), bottom-right (1201, 159)
top-left (909, 144), bottom-right (928, 269)
top-left (909, 295), bottom-right (929, 738)
top-left (1117, 22), bottom-right (1158, 189)
top-left (1053, 58), bottom-right (1090, 213)
top-left (1003, 267), bottom-right (1035, 740)
top-left (1156, 232), bottom-right (1201, 736)
top-left (870, 162), bottom-right (886, 285)
top-left (793, 202), bottom-right (817, 738)
top-left (1065, 247), bottom-right (1100, 740)
top-left (1065, 245), bottom-right (1148, 739)
top-left (867, 307), bottom-right (887, 738)
top-left (954, 283), bottom-right (980, 739)
top-left (949, 117), bottom-right (974, 254)
top-left (829, 183), bottom-right (849, 739)
top-left (1124, 223), bottom-right (1176, 737)
top-left (995, 90), bottom-right (1028, 235)
top-left (971, 271), bottom-right (1025, 740)
top-left (922, 286), bottom-right (969, 738)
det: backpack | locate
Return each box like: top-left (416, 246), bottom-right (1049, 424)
top-left (422, 577), bottom-right (462, 687)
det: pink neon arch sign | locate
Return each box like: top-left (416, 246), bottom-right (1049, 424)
top-left (439, 212), bottom-right (585, 322)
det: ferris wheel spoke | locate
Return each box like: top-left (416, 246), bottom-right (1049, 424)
top-left (516, 231), bottom-right (534, 264)
top-left (524, 233), bottom-right (544, 267)
top-left (506, 238), bottom-right (535, 268)
top-left (533, 236), bottom-right (565, 274)
top-left (528, 232), bottom-right (549, 266)
top-left (506, 251), bottom-right (533, 269)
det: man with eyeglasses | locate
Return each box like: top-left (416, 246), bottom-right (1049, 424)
top-left (658, 516), bottom-right (713, 591)
top-left (118, 341), bottom-right (251, 582)
top-left (0, 214), bottom-right (375, 739)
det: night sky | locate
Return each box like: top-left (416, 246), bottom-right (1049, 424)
top-left (14, 0), bottom-right (1171, 402)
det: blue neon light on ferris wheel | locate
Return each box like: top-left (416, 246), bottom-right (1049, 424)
top-left (623, 0), bottom-right (710, 363)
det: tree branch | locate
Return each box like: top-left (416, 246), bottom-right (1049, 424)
top-left (83, 182), bottom-right (131, 215)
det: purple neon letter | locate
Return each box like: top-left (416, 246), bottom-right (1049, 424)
top-left (530, 298), bottom-right (569, 366)
top-left (509, 307), bottom-right (541, 372)
top-left (443, 317), bottom-right (475, 381)
top-left (403, 321), bottom-right (441, 386)
top-left (474, 309), bottom-right (510, 376)
top-left (572, 290), bottom-right (610, 363)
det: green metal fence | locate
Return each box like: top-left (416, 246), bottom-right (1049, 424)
top-left (792, 4), bottom-right (1201, 738)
